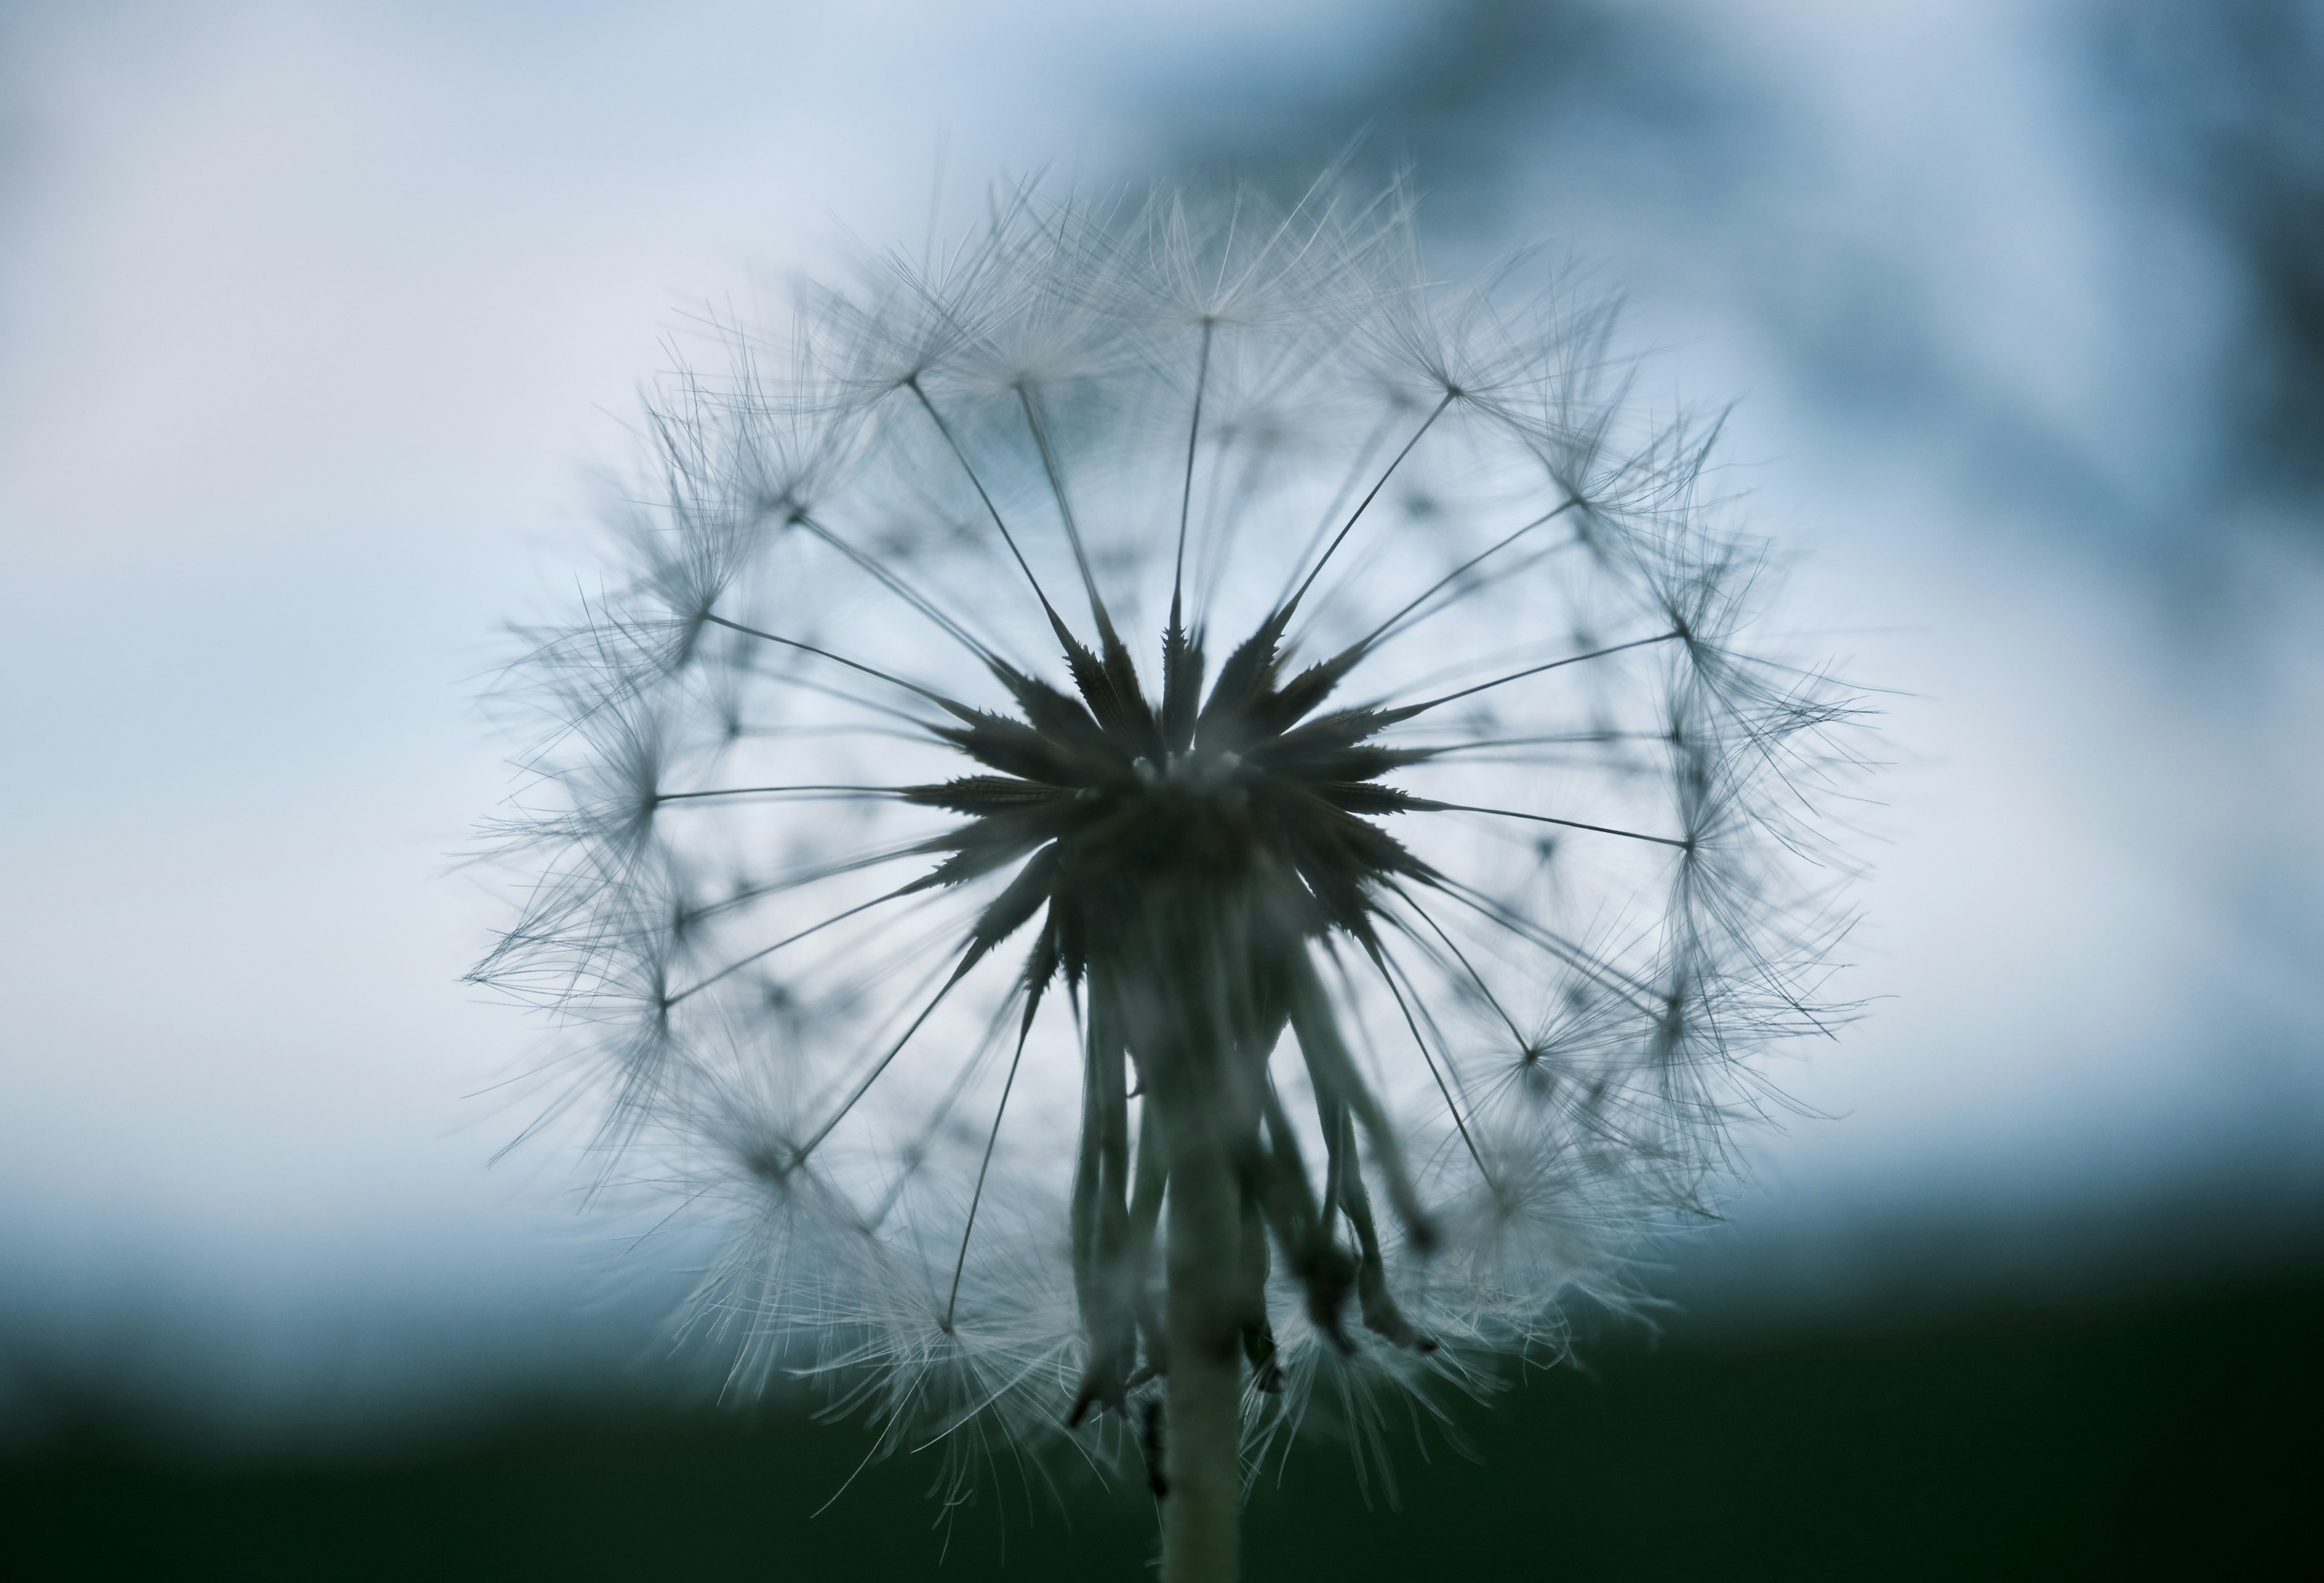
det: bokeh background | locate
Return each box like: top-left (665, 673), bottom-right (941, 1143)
top-left (4, 1), bottom-right (2317, 1575)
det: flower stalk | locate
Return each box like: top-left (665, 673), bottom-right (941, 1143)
top-left (1162, 1135), bottom-right (1244, 1582)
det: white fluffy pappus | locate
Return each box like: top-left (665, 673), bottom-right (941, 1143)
top-left (472, 169), bottom-right (1867, 1518)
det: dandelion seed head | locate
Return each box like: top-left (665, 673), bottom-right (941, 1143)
top-left (473, 169), bottom-right (1866, 1503)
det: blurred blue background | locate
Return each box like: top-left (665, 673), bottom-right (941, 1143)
top-left (2, 1), bottom-right (2317, 1567)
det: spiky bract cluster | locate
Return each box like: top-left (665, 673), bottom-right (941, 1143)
top-left (474, 174), bottom-right (1860, 1498)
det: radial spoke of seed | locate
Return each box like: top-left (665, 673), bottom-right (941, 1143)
top-left (1408, 750), bottom-right (1652, 775)
top-left (1285, 951), bottom-right (1434, 1242)
top-left (663, 882), bottom-right (924, 1005)
top-left (1170, 318), bottom-right (1215, 620)
top-left (1413, 730), bottom-right (1667, 753)
top-left (725, 723), bottom-right (936, 746)
top-left (806, 900), bottom-right (988, 1028)
top-left (1193, 433), bottom-right (1276, 631)
top-left (1394, 629), bottom-right (1684, 719)
top-left (1405, 798), bottom-right (1690, 850)
top-left (944, 993), bottom-right (1039, 1331)
top-left (654, 784), bottom-right (906, 804)
top-left (1364, 526), bottom-right (1588, 655)
top-left (904, 376), bottom-right (1060, 619)
top-left (1288, 390), bottom-right (1457, 612)
top-left (876, 985), bottom-right (1025, 1233)
top-left (744, 667), bottom-right (951, 734)
top-left (1381, 883), bottom-right (1528, 1064)
top-left (1354, 499), bottom-right (1583, 652)
top-left (1272, 407), bottom-right (1399, 613)
top-left (1367, 946), bottom-right (1488, 1178)
top-left (1017, 387), bottom-right (1115, 637)
top-left (1429, 876), bottom-right (1661, 1013)
top-left (793, 511), bottom-right (1005, 665)
top-left (786, 952), bottom-right (976, 1170)
top-left (695, 839), bottom-right (942, 925)
top-left (701, 612), bottom-right (978, 721)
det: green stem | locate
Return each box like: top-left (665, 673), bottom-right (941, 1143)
top-left (1163, 1139), bottom-right (1242, 1583)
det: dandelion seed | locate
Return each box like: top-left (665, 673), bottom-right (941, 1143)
top-left (474, 171), bottom-right (1865, 1582)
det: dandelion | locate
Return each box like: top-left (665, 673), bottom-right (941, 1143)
top-left (474, 171), bottom-right (1862, 1581)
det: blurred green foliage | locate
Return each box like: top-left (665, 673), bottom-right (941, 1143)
top-left (7, 1269), bottom-right (2311, 1580)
